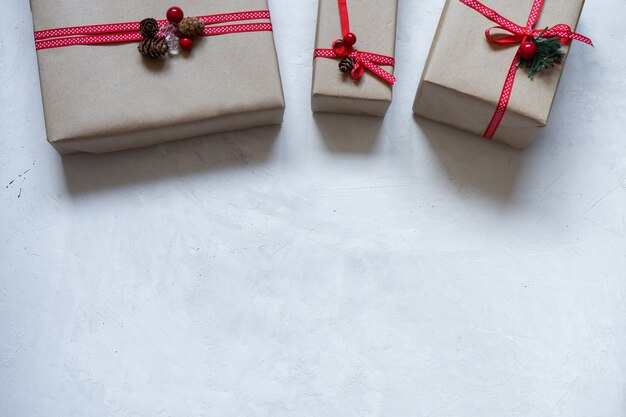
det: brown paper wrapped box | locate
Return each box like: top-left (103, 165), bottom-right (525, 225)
top-left (31, 0), bottom-right (285, 154)
top-left (413, 0), bottom-right (586, 149)
top-left (312, 0), bottom-right (398, 117)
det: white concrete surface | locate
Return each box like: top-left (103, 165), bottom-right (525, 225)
top-left (1, 1), bottom-right (625, 416)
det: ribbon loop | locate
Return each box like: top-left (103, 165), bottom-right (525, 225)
top-left (485, 26), bottom-right (526, 44)
top-left (543, 24), bottom-right (593, 45)
top-left (482, 22), bottom-right (591, 48)
top-left (351, 58), bottom-right (365, 80)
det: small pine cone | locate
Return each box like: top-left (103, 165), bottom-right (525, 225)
top-left (138, 37), bottom-right (169, 59)
top-left (139, 18), bottom-right (159, 39)
top-left (177, 16), bottom-right (206, 37)
top-left (338, 57), bottom-right (354, 73)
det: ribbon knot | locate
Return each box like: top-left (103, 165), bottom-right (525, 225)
top-left (459, 0), bottom-right (593, 140)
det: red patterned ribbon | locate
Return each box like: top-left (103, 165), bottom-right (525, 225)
top-left (313, 0), bottom-right (396, 85)
top-left (34, 10), bottom-right (272, 50)
top-left (459, 0), bottom-right (592, 139)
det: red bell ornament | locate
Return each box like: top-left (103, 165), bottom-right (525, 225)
top-left (518, 40), bottom-right (538, 60)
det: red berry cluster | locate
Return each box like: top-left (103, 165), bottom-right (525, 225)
top-left (332, 32), bottom-right (358, 55)
top-left (166, 6), bottom-right (193, 51)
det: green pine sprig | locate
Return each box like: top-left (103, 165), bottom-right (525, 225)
top-left (518, 28), bottom-right (565, 79)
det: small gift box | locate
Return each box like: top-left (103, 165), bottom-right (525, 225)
top-left (31, 0), bottom-right (285, 154)
top-left (413, 0), bottom-right (592, 149)
top-left (311, 0), bottom-right (398, 117)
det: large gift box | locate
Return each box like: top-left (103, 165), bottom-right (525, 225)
top-left (311, 0), bottom-right (398, 117)
top-left (31, 0), bottom-right (285, 154)
top-left (413, 0), bottom-right (590, 149)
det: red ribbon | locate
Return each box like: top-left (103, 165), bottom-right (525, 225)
top-left (34, 10), bottom-right (272, 50)
top-left (313, 0), bottom-right (396, 85)
top-left (459, 0), bottom-right (592, 139)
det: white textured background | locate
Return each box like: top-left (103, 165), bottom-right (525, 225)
top-left (1, 0), bottom-right (625, 416)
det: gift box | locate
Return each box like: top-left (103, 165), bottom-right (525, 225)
top-left (413, 0), bottom-right (590, 149)
top-left (30, 0), bottom-right (285, 154)
top-left (311, 0), bottom-right (398, 117)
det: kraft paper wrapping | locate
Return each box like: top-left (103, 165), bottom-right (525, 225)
top-left (311, 0), bottom-right (398, 117)
top-left (30, 0), bottom-right (285, 154)
top-left (413, 0), bottom-right (585, 149)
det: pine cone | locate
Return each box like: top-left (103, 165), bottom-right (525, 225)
top-left (138, 37), bottom-right (169, 59)
top-left (139, 18), bottom-right (159, 39)
top-left (338, 57), bottom-right (354, 74)
top-left (177, 16), bottom-right (206, 37)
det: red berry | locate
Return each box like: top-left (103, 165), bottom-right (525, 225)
top-left (166, 7), bottom-right (184, 24)
top-left (518, 40), bottom-right (537, 60)
top-left (179, 37), bottom-right (193, 51)
top-left (332, 39), bottom-right (347, 55)
top-left (343, 32), bottom-right (357, 46)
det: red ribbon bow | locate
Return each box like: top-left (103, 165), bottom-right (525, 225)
top-left (313, 0), bottom-right (396, 85)
top-left (314, 44), bottom-right (396, 84)
top-left (459, 0), bottom-right (592, 139)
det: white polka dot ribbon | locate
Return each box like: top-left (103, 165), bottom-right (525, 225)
top-left (34, 10), bottom-right (273, 51)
